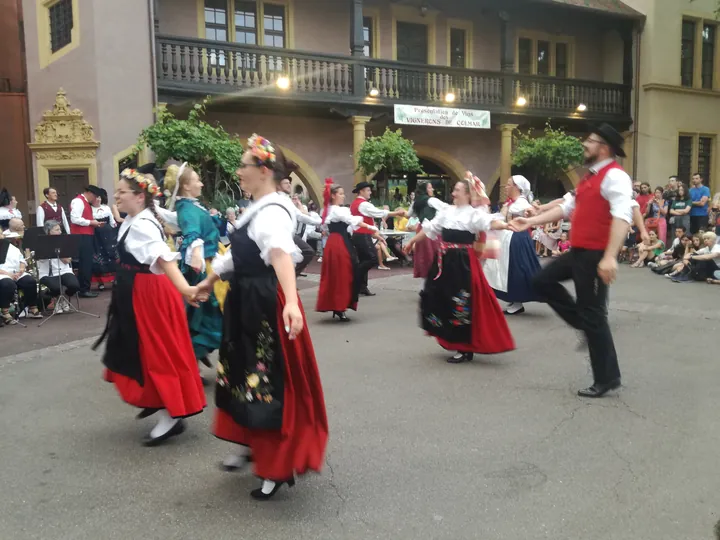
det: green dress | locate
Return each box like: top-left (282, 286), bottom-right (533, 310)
top-left (176, 198), bottom-right (223, 361)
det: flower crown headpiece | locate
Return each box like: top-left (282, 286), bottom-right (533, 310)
top-left (121, 168), bottom-right (160, 196)
top-left (247, 134), bottom-right (276, 166)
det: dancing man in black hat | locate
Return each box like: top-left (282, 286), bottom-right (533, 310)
top-left (349, 182), bottom-right (407, 296)
top-left (509, 124), bottom-right (634, 398)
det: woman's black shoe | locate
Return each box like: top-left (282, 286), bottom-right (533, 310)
top-left (136, 408), bottom-right (160, 419)
top-left (447, 352), bottom-right (473, 364)
top-left (251, 477), bottom-right (296, 500)
top-left (332, 311), bottom-right (350, 322)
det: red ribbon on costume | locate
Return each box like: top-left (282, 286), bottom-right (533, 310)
top-left (320, 178), bottom-right (333, 224)
top-left (433, 241), bottom-right (473, 281)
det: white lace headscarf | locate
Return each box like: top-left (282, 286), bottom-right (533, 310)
top-left (511, 175), bottom-right (534, 202)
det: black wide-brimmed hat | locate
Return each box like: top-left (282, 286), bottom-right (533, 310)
top-left (136, 163), bottom-right (167, 186)
top-left (85, 185), bottom-right (102, 196)
top-left (352, 181), bottom-right (374, 194)
top-left (590, 123), bottom-right (626, 158)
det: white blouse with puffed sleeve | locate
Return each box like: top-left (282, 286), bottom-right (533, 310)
top-left (421, 205), bottom-right (495, 240)
top-left (118, 208), bottom-right (179, 275)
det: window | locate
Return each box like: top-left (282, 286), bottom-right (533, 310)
top-left (681, 20), bottom-right (696, 87)
top-left (49, 0), bottom-right (73, 53)
top-left (263, 4), bottom-right (286, 48)
top-left (699, 136), bottom-right (714, 186)
top-left (204, 0), bottom-right (228, 42)
top-left (516, 34), bottom-right (572, 77)
top-left (702, 24), bottom-right (716, 89)
top-left (677, 135), bottom-right (694, 184)
top-left (555, 43), bottom-right (568, 78)
top-left (363, 16), bottom-right (374, 57)
top-left (396, 22), bottom-right (428, 64)
top-left (678, 134), bottom-right (716, 187)
top-left (234, 1), bottom-right (257, 45)
top-left (450, 28), bottom-right (466, 68)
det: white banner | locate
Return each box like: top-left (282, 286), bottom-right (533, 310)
top-left (394, 105), bottom-right (491, 129)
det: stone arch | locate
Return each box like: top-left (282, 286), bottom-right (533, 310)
top-left (412, 145), bottom-right (466, 184)
top-left (276, 145), bottom-right (323, 204)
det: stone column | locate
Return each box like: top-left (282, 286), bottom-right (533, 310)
top-left (498, 123), bottom-right (518, 201)
top-left (350, 116), bottom-right (371, 186)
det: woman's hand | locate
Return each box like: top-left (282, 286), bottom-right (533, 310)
top-left (282, 302), bottom-right (304, 340)
top-left (183, 286), bottom-right (203, 307)
top-left (402, 239), bottom-right (415, 255)
top-left (190, 248), bottom-right (204, 274)
top-left (374, 233), bottom-right (387, 247)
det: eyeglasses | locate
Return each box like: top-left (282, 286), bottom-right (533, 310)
top-left (585, 137), bottom-right (607, 146)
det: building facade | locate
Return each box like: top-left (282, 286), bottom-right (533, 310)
top-left (623, 0), bottom-right (719, 194)
top-left (21, 0), bottom-right (643, 210)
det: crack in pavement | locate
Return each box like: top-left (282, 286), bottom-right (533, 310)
top-left (325, 453), bottom-right (347, 519)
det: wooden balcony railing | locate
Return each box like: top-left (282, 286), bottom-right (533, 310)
top-left (156, 35), bottom-right (631, 120)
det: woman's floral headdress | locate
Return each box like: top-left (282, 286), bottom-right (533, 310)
top-left (121, 168), bottom-right (160, 196)
top-left (247, 134), bottom-right (276, 166)
top-left (321, 178), bottom-right (334, 224)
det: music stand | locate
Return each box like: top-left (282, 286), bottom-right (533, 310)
top-left (32, 234), bottom-right (100, 327)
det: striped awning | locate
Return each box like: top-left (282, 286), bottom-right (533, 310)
top-left (531, 0), bottom-right (644, 18)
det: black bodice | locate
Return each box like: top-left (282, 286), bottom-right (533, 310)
top-left (229, 203), bottom-right (291, 278)
top-left (328, 222), bottom-right (349, 235)
top-left (441, 229), bottom-right (475, 244)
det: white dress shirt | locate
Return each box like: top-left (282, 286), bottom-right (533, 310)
top-left (212, 192), bottom-right (301, 276)
top-left (36, 202), bottom-right (71, 233)
top-left (70, 195), bottom-right (92, 227)
top-left (37, 255), bottom-right (74, 279)
top-left (0, 243), bottom-right (29, 282)
top-left (559, 159), bottom-right (634, 224)
top-left (0, 207), bottom-right (22, 224)
top-left (324, 205), bottom-right (374, 235)
top-left (356, 197), bottom-right (390, 219)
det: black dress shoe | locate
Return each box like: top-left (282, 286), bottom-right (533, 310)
top-left (503, 307), bottom-right (525, 315)
top-left (142, 419), bottom-right (186, 447)
top-left (577, 379), bottom-right (621, 398)
top-left (136, 408), bottom-right (160, 419)
top-left (78, 291), bottom-right (99, 298)
top-left (359, 289), bottom-right (376, 297)
top-left (332, 311), bottom-right (350, 322)
top-left (250, 477), bottom-right (295, 500)
top-left (447, 352), bottom-right (473, 364)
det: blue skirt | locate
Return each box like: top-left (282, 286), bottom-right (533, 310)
top-left (494, 231), bottom-right (541, 303)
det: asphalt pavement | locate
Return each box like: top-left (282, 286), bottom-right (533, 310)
top-left (1, 266), bottom-right (719, 540)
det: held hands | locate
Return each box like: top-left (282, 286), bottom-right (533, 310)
top-left (597, 256), bottom-right (618, 285)
top-left (90, 220), bottom-right (102, 228)
top-left (490, 220), bottom-right (508, 231)
top-left (282, 302), bottom-right (304, 340)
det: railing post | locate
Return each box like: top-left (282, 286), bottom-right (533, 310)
top-left (350, 0), bottom-right (366, 97)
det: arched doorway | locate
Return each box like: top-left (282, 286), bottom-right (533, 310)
top-left (276, 145), bottom-right (323, 204)
top-left (377, 158), bottom-right (454, 204)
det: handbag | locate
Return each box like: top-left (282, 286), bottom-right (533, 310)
top-left (645, 217), bottom-right (659, 229)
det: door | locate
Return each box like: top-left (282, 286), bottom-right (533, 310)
top-left (49, 169), bottom-right (90, 211)
top-left (396, 22), bottom-right (428, 64)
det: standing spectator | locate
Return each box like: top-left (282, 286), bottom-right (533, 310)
top-left (0, 189), bottom-right (22, 231)
top-left (635, 182), bottom-right (652, 215)
top-left (36, 187), bottom-right (71, 233)
top-left (668, 183), bottom-right (692, 238)
top-left (664, 176), bottom-right (678, 201)
top-left (689, 173), bottom-right (711, 233)
top-left (645, 187), bottom-right (668, 242)
top-left (70, 186), bottom-right (103, 298)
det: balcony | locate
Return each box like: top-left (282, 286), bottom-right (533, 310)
top-left (156, 35), bottom-right (631, 124)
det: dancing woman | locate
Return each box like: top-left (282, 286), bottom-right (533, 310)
top-left (93, 169), bottom-right (206, 446)
top-left (482, 175), bottom-right (542, 315)
top-left (409, 181), bottom-right (448, 281)
top-left (316, 179), bottom-right (378, 322)
top-left (164, 163), bottom-right (224, 368)
top-left (404, 178), bottom-right (515, 364)
top-left (199, 135), bottom-right (328, 500)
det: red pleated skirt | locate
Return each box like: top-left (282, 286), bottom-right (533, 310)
top-left (214, 290), bottom-right (329, 480)
top-left (434, 250), bottom-right (516, 354)
top-left (413, 224), bottom-right (439, 279)
top-left (104, 273), bottom-right (206, 418)
top-left (316, 232), bottom-right (357, 312)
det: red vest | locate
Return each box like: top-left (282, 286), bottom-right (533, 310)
top-left (40, 201), bottom-right (64, 224)
top-left (350, 197), bottom-right (376, 235)
top-left (69, 195), bottom-right (94, 235)
top-left (570, 161), bottom-right (624, 251)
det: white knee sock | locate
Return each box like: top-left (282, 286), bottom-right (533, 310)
top-left (149, 410), bottom-right (178, 438)
top-left (261, 480), bottom-right (277, 495)
top-left (222, 446), bottom-right (249, 468)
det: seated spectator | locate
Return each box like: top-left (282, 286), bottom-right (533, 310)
top-left (534, 220), bottom-right (563, 257)
top-left (682, 231), bottom-right (720, 282)
top-left (632, 230), bottom-right (664, 267)
top-left (0, 230), bottom-right (42, 324)
top-left (650, 226), bottom-right (686, 266)
top-left (8, 217), bottom-right (25, 236)
top-left (666, 234), bottom-right (703, 280)
top-left (0, 189), bottom-right (22, 230)
top-left (552, 232), bottom-right (571, 257)
top-left (37, 220), bottom-right (80, 312)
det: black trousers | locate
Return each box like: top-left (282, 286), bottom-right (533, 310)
top-left (40, 273), bottom-right (80, 297)
top-left (689, 215), bottom-right (707, 234)
top-left (77, 234), bottom-right (94, 292)
top-left (293, 235), bottom-right (314, 276)
top-left (0, 275), bottom-right (38, 309)
top-left (352, 234), bottom-right (378, 290)
top-left (532, 249), bottom-right (620, 385)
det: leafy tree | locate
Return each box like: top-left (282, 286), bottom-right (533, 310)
top-left (357, 128), bottom-right (423, 177)
top-left (512, 123), bottom-right (584, 195)
top-left (137, 98), bottom-right (243, 205)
